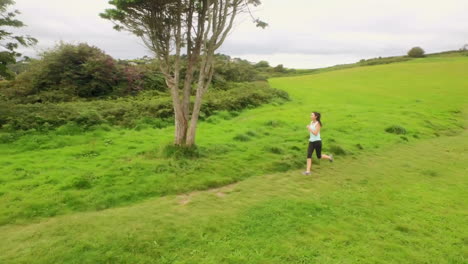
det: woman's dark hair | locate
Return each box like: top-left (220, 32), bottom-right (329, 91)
top-left (313, 112), bottom-right (322, 127)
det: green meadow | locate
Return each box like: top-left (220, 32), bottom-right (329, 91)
top-left (1, 54), bottom-right (467, 263)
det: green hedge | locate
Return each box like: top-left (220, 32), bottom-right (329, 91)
top-left (0, 81), bottom-right (288, 131)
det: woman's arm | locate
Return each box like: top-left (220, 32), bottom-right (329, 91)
top-left (307, 124), bottom-right (321, 135)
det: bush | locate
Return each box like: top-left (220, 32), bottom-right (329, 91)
top-left (0, 81), bottom-right (288, 131)
top-left (359, 56), bottom-right (411, 66)
top-left (0, 43), bottom-right (168, 103)
top-left (201, 81), bottom-right (288, 116)
top-left (119, 62), bottom-right (167, 95)
top-left (385, 125), bottom-right (407, 135)
top-left (28, 43), bottom-right (120, 98)
top-left (74, 110), bottom-right (105, 128)
top-left (407, 47), bottom-right (425, 58)
top-left (213, 55), bottom-right (259, 84)
top-left (274, 64), bottom-right (286, 73)
top-left (255, 61), bottom-right (270, 68)
top-left (0, 132), bottom-right (22, 143)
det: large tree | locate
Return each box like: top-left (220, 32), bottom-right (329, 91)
top-left (0, 0), bottom-right (37, 79)
top-left (101, 0), bottom-right (266, 146)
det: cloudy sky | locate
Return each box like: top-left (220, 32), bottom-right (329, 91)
top-left (13, 0), bottom-right (468, 69)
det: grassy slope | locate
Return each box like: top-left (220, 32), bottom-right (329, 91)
top-left (1, 56), bottom-right (466, 226)
top-left (1, 111), bottom-right (466, 263)
top-left (0, 55), bottom-right (467, 263)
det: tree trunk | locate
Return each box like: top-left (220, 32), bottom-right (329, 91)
top-left (174, 107), bottom-right (188, 145)
top-left (186, 55), bottom-right (214, 146)
top-left (185, 90), bottom-right (203, 146)
top-left (166, 78), bottom-right (187, 146)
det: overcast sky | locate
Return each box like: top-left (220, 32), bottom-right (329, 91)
top-left (12, 0), bottom-right (468, 69)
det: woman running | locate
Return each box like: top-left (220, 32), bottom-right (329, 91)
top-left (303, 112), bottom-right (333, 175)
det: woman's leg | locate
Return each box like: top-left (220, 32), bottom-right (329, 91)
top-left (305, 142), bottom-right (314, 173)
top-left (317, 142), bottom-right (333, 162)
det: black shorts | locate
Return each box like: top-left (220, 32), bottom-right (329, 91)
top-left (307, 140), bottom-right (322, 159)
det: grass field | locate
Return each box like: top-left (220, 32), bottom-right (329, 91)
top-left (0, 55), bottom-right (467, 263)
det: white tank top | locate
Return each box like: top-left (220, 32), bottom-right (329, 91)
top-left (309, 121), bottom-right (321, 142)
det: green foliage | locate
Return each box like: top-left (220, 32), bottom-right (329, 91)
top-left (6, 58), bottom-right (31, 75)
top-left (0, 81), bottom-right (287, 131)
top-left (0, 0), bottom-right (37, 79)
top-left (19, 43), bottom-right (119, 98)
top-left (212, 55), bottom-right (260, 85)
top-left (385, 125), bottom-right (407, 135)
top-left (408, 46), bottom-right (425, 58)
top-left (0, 50), bottom-right (167, 103)
top-left (1, 50), bottom-right (289, 103)
top-left (255, 60), bottom-right (270, 68)
top-left (273, 64), bottom-right (286, 72)
top-left (119, 60), bottom-right (167, 95)
top-left (201, 81), bottom-right (289, 116)
top-left (358, 56), bottom-right (411, 66)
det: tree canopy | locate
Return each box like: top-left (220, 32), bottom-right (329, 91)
top-left (101, 0), bottom-right (266, 146)
top-left (0, 0), bottom-right (37, 79)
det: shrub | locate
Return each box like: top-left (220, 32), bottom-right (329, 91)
top-left (0, 81), bottom-right (288, 131)
top-left (274, 64), bottom-right (286, 73)
top-left (385, 125), bottom-right (407, 135)
top-left (30, 43), bottom-right (120, 98)
top-left (255, 61), bottom-right (270, 68)
top-left (0, 43), bottom-right (169, 103)
top-left (407, 47), bottom-right (425, 58)
top-left (359, 56), bottom-right (411, 66)
top-left (73, 110), bottom-right (105, 128)
top-left (0, 132), bottom-right (21, 143)
top-left (212, 55), bottom-right (259, 84)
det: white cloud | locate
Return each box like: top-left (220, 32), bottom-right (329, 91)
top-left (11, 0), bottom-right (468, 68)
